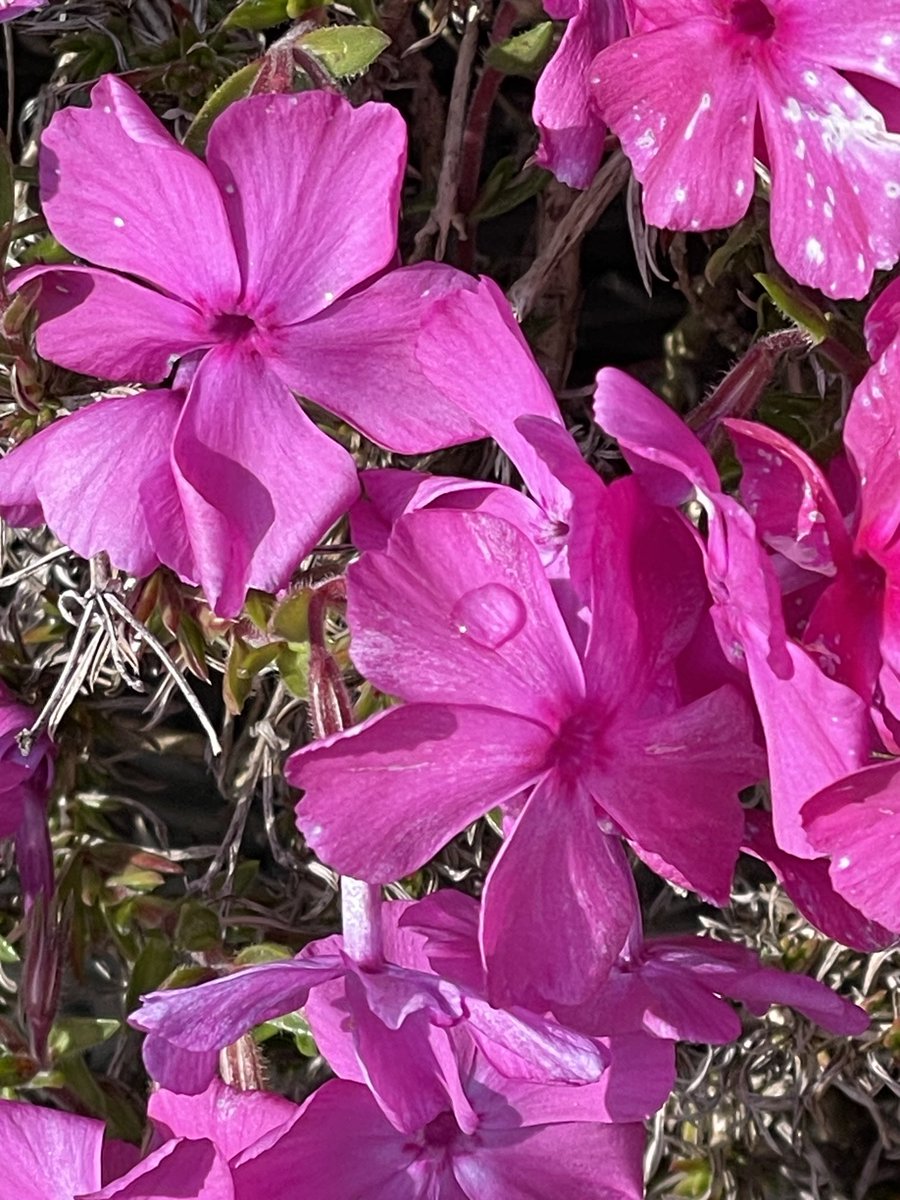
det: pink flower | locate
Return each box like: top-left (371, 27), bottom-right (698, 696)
top-left (590, 0), bottom-right (900, 297)
top-left (0, 681), bottom-right (54, 902)
top-left (0, 78), bottom-right (532, 616)
top-left (231, 1072), bottom-right (647, 1200)
top-left (131, 896), bottom-right (606, 1111)
top-left (0, 1080), bottom-right (297, 1198)
top-left (533, 0), bottom-right (628, 187)
top-left (289, 454), bottom-right (763, 1014)
top-left (593, 367), bottom-right (875, 860)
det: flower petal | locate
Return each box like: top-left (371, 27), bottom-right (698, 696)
top-left (148, 1081), bottom-right (297, 1166)
top-left (82, 1138), bottom-right (233, 1200)
top-left (0, 390), bottom-right (185, 578)
top-left (0, 1100), bottom-right (103, 1198)
top-left (14, 266), bottom-right (213, 382)
top-left (291, 703), bottom-right (553, 881)
top-left (757, 53), bottom-right (900, 297)
top-left (345, 508), bottom-right (584, 723)
top-left (172, 346), bottom-right (358, 616)
top-left (41, 75), bottom-right (240, 309)
top-left (206, 92), bottom-right (405, 324)
top-left (591, 20), bottom-right (756, 231)
top-left (268, 265), bottom-right (486, 453)
top-left (778, 2), bottom-right (900, 87)
top-left (481, 775), bottom-right (636, 1012)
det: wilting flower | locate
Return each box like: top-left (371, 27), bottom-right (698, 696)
top-left (290, 441), bottom-right (763, 1014)
top-left (0, 78), bottom-right (551, 615)
top-left (591, 0), bottom-right (900, 296)
top-left (0, 1080), bottom-right (297, 1198)
top-left (0, 681), bottom-right (54, 902)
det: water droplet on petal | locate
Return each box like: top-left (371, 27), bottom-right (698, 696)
top-left (450, 583), bottom-right (526, 650)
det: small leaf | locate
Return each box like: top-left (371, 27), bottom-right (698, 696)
top-left (270, 589), bottom-right (311, 643)
top-left (485, 22), bottom-right (554, 79)
top-left (49, 1017), bottom-right (120, 1061)
top-left (223, 0), bottom-right (290, 28)
top-left (0, 936), bottom-right (19, 964)
top-left (174, 901), bottom-right (221, 953)
top-left (276, 643), bottom-right (310, 698)
top-left (244, 589), bottom-right (274, 633)
top-left (126, 936), bottom-right (177, 1011)
top-left (755, 273), bottom-right (829, 345)
top-left (297, 26), bottom-right (390, 79)
top-left (234, 942), bottom-right (293, 966)
top-left (471, 164), bottom-right (549, 223)
top-left (183, 62), bottom-right (262, 155)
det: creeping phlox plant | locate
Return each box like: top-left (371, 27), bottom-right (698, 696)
top-left (0, 1), bottom-right (898, 1197)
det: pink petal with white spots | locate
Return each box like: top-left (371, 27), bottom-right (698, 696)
top-left (778, 2), bottom-right (900, 88)
top-left (591, 19), bottom-right (757, 230)
top-left (757, 52), bottom-right (900, 297)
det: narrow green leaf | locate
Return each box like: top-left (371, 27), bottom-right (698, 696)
top-left (485, 22), bottom-right (554, 79)
top-left (183, 62), bottom-right (262, 156)
top-left (223, 0), bottom-right (290, 29)
top-left (49, 1017), bottom-right (120, 1062)
top-left (297, 26), bottom-right (390, 79)
top-left (755, 273), bottom-right (829, 345)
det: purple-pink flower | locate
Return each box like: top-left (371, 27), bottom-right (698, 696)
top-left (0, 681), bottom-right (54, 902)
top-left (0, 77), bottom-right (539, 616)
top-left (289, 445), bottom-right (763, 1013)
top-left (590, 0), bottom-right (900, 297)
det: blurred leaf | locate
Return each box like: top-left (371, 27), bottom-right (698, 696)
top-left (49, 1017), bottom-right (120, 1061)
top-left (287, 0), bottom-right (334, 13)
top-left (270, 590), bottom-right (310, 643)
top-left (0, 935), bottom-right (19, 964)
top-left (223, 0), bottom-right (290, 28)
top-left (297, 26), bottom-right (390, 78)
top-left (485, 22), bottom-right (554, 78)
top-left (234, 942), bottom-right (293, 966)
top-left (225, 636), bottom-right (281, 714)
top-left (176, 612), bottom-right (210, 681)
top-left (244, 590), bottom-right (274, 632)
top-left (183, 62), bottom-right (262, 155)
top-left (276, 643), bottom-right (310, 698)
top-left (705, 216), bottom-right (760, 287)
top-left (0, 1052), bottom-right (37, 1087)
top-left (106, 867), bottom-right (166, 893)
top-left (126, 936), bottom-right (178, 1011)
top-left (175, 901), bottom-right (221, 953)
top-left (471, 163), bottom-right (549, 223)
top-left (755, 273), bottom-right (828, 345)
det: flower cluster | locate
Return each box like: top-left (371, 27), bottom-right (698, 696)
top-left (0, 2), bottom-right (899, 1192)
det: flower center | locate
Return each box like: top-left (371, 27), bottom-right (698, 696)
top-left (729, 0), bottom-right (775, 38)
top-left (209, 311), bottom-right (258, 343)
top-left (422, 1112), bottom-right (461, 1149)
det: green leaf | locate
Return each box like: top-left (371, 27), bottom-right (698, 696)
top-left (287, 0), bottom-right (333, 14)
top-left (297, 26), bottom-right (390, 79)
top-left (183, 62), bottom-right (262, 155)
top-left (471, 164), bottom-right (549, 223)
top-left (270, 589), bottom-right (310, 643)
top-left (754, 273), bottom-right (829, 345)
top-left (49, 1017), bottom-right (120, 1061)
top-left (175, 901), bottom-right (221, 953)
top-left (234, 942), bottom-right (293, 966)
top-left (485, 22), bottom-right (554, 78)
top-left (223, 0), bottom-right (290, 29)
top-left (0, 935), bottom-right (19, 964)
top-left (0, 1052), bottom-right (37, 1087)
top-left (276, 643), bottom-right (310, 698)
top-left (126, 935), bottom-right (177, 1011)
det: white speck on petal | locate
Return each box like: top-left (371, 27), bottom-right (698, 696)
top-left (783, 96), bottom-right (803, 123)
top-left (683, 92), bottom-right (712, 140)
top-left (858, 253), bottom-right (866, 271)
top-left (886, 181), bottom-right (900, 198)
top-left (735, 179), bottom-right (746, 196)
top-left (795, 138), bottom-right (806, 159)
top-left (323, 291), bottom-right (335, 303)
top-left (803, 70), bottom-right (818, 86)
top-left (113, 216), bottom-right (125, 228)
top-left (224, 182), bottom-right (236, 195)
top-left (674, 185), bottom-right (687, 202)
top-left (806, 236), bottom-right (825, 265)
top-left (837, 855), bottom-right (851, 870)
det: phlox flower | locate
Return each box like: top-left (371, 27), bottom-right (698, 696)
top-left (289, 436), bottom-right (763, 1015)
top-left (590, 0), bottom-right (900, 297)
top-left (0, 1079), bottom-right (296, 1199)
top-left (230, 1071), bottom-right (646, 1200)
top-left (0, 681), bottom-right (55, 902)
top-left (131, 894), bottom-right (606, 1118)
top-left (404, 889), bottom-right (867, 1045)
top-left (0, 77), bottom-right (550, 616)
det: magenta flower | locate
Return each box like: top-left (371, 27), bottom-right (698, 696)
top-left (0, 77), bottom-right (527, 615)
top-left (0, 681), bottom-right (55, 902)
top-left (0, 1080), bottom-right (296, 1198)
top-left (231, 1072), bottom-right (647, 1200)
top-left (593, 367), bottom-right (875, 860)
top-left (590, 1), bottom-right (900, 297)
top-left (289, 462), bottom-right (763, 1014)
top-left (132, 896), bottom-right (606, 1115)
top-left (533, 0), bottom-right (627, 187)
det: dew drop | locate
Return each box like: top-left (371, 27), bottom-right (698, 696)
top-left (450, 583), bottom-right (526, 650)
